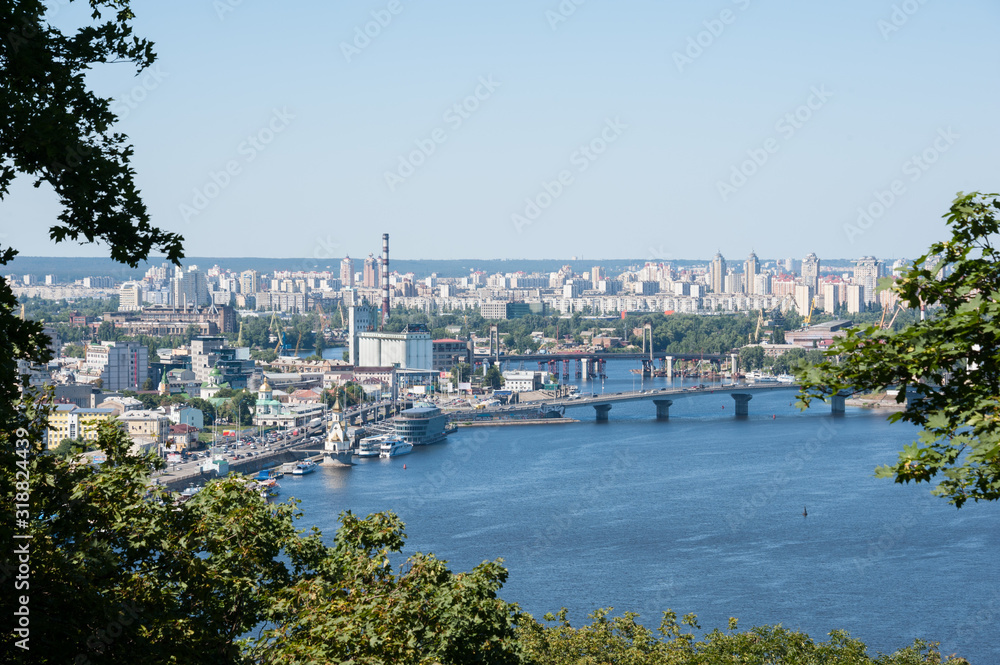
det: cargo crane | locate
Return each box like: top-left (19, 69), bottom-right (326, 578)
top-left (269, 312), bottom-right (286, 354)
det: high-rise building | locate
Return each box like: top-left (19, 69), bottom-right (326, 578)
top-left (802, 253), bottom-right (820, 292)
top-left (340, 255), bottom-right (355, 289)
top-left (724, 271), bottom-right (743, 294)
top-left (119, 281), bottom-right (143, 311)
top-left (363, 253), bottom-right (380, 288)
top-left (822, 282), bottom-right (841, 314)
top-left (710, 252), bottom-right (727, 293)
top-left (85, 341), bottom-right (148, 391)
top-left (591, 266), bottom-right (606, 290)
top-left (240, 270), bottom-right (259, 295)
top-left (794, 284), bottom-right (814, 319)
top-left (744, 251), bottom-right (760, 295)
top-left (172, 266), bottom-right (210, 309)
top-left (854, 256), bottom-right (881, 305)
top-left (845, 283), bottom-right (865, 313)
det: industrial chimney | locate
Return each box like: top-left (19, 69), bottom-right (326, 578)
top-left (381, 233), bottom-right (390, 328)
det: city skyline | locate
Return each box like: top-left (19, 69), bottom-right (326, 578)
top-left (4, 0), bottom-right (998, 262)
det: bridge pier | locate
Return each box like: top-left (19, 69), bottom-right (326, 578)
top-left (593, 404), bottom-right (612, 422)
top-left (665, 356), bottom-right (674, 380)
top-left (731, 393), bottom-right (752, 417)
top-left (653, 399), bottom-right (673, 420)
top-left (831, 393), bottom-right (846, 413)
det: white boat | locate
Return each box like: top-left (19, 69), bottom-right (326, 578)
top-left (258, 479), bottom-right (280, 497)
top-left (357, 434), bottom-right (386, 458)
top-left (291, 460), bottom-right (317, 475)
top-left (379, 436), bottom-right (413, 458)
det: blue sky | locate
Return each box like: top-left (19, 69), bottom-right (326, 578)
top-left (5, 0), bottom-right (999, 262)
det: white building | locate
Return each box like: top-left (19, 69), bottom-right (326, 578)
top-left (501, 370), bottom-right (543, 392)
top-left (348, 302), bottom-right (379, 365)
top-left (358, 324), bottom-right (432, 370)
top-left (119, 281), bottom-right (143, 311)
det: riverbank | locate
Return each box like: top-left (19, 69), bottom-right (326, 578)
top-left (845, 392), bottom-right (907, 411)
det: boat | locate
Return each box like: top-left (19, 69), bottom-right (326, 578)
top-left (379, 436), bottom-right (413, 458)
top-left (356, 435), bottom-right (385, 458)
top-left (257, 478), bottom-right (280, 497)
top-left (394, 406), bottom-right (451, 445)
top-left (256, 468), bottom-right (282, 481)
top-left (291, 459), bottom-right (318, 475)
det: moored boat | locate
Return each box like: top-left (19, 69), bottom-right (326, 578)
top-left (379, 436), bottom-right (413, 458)
top-left (356, 435), bottom-right (385, 458)
top-left (292, 459), bottom-right (317, 475)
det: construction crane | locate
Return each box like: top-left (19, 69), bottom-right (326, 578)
top-left (879, 300), bottom-right (904, 330)
top-left (294, 330), bottom-right (304, 356)
top-left (752, 309), bottom-right (765, 343)
top-left (269, 312), bottom-right (286, 354)
top-left (804, 296), bottom-right (817, 327)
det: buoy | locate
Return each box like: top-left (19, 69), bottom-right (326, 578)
top-left (403, 464), bottom-right (407, 470)
top-left (772, 414), bottom-right (776, 419)
top-left (803, 506), bottom-right (808, 517)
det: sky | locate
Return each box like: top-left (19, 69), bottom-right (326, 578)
top-left (4, 0), bottom-right (999, 262)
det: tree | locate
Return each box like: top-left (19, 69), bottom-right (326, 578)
top-left (451, 362), bottom-right (471, 384)
top-left (800, 192), bottom-right (1000, 507)
top-left (189, 397), bottom-right (217, 426)
top-left (252, 512), bottom-right (520, 664)
top-left (738, 345), bottom-right (765, 372)
top-left (1, 3), bottom-right (183, 267)
top-left (516, 608), bottom-right (964, 665)
top-left (96, 320), bottom-right (119, 341)
top-left (484, 365), bottom-right (505, 390)
top-left (51, 436), bottom-right (91, 458)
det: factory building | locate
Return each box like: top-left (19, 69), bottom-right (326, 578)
top-left (358, 323), bottom-right (433, 370)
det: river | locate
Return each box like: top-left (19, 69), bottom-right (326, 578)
top-left (280, 357), bottom-right (999, 662)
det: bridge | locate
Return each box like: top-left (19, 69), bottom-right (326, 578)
top-left (533, 383), bottom-right (846, 421)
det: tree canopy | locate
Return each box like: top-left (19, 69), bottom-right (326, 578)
top-left (800, 192), bottom-right (1000, 507)
top-left (1, 0), bottom-right (183, 267)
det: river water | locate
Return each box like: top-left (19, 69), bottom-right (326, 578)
top-left (281, 357), bottom-right (998, 662)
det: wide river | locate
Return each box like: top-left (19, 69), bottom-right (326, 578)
top-left (283, 357), bottom-right (998, 662)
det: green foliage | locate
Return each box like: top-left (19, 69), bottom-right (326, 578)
top-left (63, 343), bottom-right (86, 358)
top-left (451, 362), bottom-right (471, 384)
top-left (738, 345), bottom-right (765, 372)
top-left (252, 512), bottom-right (521, 664)
top-left (800, 192), bottom-right (1000, 507)
top-left (51, 436), bottom-right (91, 458)
top-left (252, 347), bottom-right (279, 363)
top-left (484, 365), bottom-right (505, 389)
top-left (516, 609), bottom-right (966, 665)
top-left (1, 1), bottom-right (183, 266)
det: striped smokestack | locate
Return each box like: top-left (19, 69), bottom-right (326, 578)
top-left (381, 233), bottom-right (390, 328)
